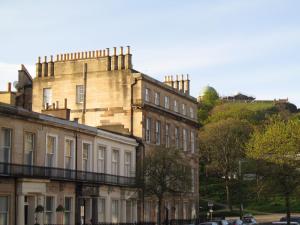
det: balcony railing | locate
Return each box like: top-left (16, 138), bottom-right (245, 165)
top-left (0, 162), bottom-right (135, 187)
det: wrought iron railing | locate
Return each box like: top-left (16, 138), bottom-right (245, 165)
top-left (0, 162), bottom-right (135, 187)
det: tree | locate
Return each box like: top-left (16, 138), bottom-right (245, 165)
top-left (246, 118), bottom-right (300, 225)
top-left (198, 86), bottom-right (219, 125)
top-left (143, 146), bottom-right (192, 225)
top-left (199, 118), bottom-right (253, 210)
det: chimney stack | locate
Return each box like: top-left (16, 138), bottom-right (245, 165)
top-left (125, 46), bottom-right (132, 69)
top-left (7, 82), bottom-right (11, 92)
top-left (111, 47), bottom-right (118, 70)
top-left (118, 46), bottom-right (125, 69)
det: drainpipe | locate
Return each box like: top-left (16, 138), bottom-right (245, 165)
top-left (82, 63), bottom-right (87, 124)
top-left (130, 78), bottom-right (138, 135)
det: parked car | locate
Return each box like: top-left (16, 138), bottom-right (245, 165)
top-left (280, 217), bottom-right (300, 223)
top-left (272, 221), bottom-right (300, 225)
top-left (228, 219), bottom-right (244, 225)
top-left (211, 219), bottom-right (229, 225)
top-left (242, 217), bottom-right (257, 225)
top-left (199, 222), bottom-right (219, 225)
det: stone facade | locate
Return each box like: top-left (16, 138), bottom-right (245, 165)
top-left (31, 47), bottom-right (199, 222)
top-left (0, 103), bottom-right (138, 225)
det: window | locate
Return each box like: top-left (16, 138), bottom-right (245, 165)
top-left (145, 118), bottom-right (151, 143)
top-left (82, 143), bottom-right (90, 171)
top-left (0, 196), bottom-right (8, 225)
top-left (46, 135), bottom-right (56, 167)
top-left (164, 96), bottom-right (170, 109)
top-left (45, 196), bottom-right (54, 224)
top-left (24, 132), bottom-right (34, 165)
top-left (182, 103), bottom-right (186, 115)
top-left (190, 107), bottom-right (194, 119)
top-left (97, 145), bottom-right (106, 173)
top-left (183, 202), bottom-right (188, 219)
top-left (76, 85), bottom-right (84, 103)
top-left (65, 139), bottom-right (74, 169)
top-left (154, 92), bottom-right (160, 105)
top-left (175, 127), bottom-right (179, 149)
top-left (0, 128), bottom-right (11, 163)
top-left (165, 124), bottom-right (170, 148)
top-left (112, 150), bottom-right (119, 175)
top-left (155, 121), bottom-right (161, 145)
top-left (98, 198), bottom-right (106, 222)
top-left (124, 152), bottom-right (132, 177)
top-left (111, 200), bottom-right (119, 223)
top-left (191, 168), bottom-right (195, 193)
top-left (145, 88), bottom-right (150, 102)
top-left (191, 131), bottom-right (195, 153)
top-left (183, 129), bottom-right (187, 151)
top-left (174, 100), bottom-right (178, 112)
top-left (126, 200), bottom-right (133, 222)
top-left (175, 203), bottom-right (179, 219)
top-left (144, 201), bottom-right (150, 222)
top-left (64, 197), bottom-right (72, 225)
top-left (43, 88), bottom-right (52, 106)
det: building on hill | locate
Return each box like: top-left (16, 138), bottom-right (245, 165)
top-left (221, 92), bottom-right (289, 104)
top-left (29, 47), bottom-right (199, 222)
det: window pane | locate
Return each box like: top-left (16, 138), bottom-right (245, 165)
top-left (43, 88), bottom-right (52, 106)
top-left (76, 85), bottom-right (84, 103)
top-left (0, 197), bottom-right (8, 212)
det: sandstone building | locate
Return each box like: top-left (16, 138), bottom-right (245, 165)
top-left (0, 102), bottom-right (138, 225)
top-left (31, 47), bottom-right (199, 221)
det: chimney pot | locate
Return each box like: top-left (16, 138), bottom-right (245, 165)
top-left (120, 46), bottom-right (123, 55)
top-left (126, 46), bottom-right (130, 54)
top-left (44, 56), bottom-right (47, 63)
top-left (64, 98), bottom-right (67, 109)
top-left (38, 57), bottom-right (41, 63)
top-left (106, 48), bottom-right (110, 56)
top-left (113, 47), bottom-right (117, 56)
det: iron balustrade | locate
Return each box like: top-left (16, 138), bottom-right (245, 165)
top-left (0, 162), bottom-right (135, 187)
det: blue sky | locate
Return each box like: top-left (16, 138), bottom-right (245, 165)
top-left (1, 0), bottom-right (300, 106)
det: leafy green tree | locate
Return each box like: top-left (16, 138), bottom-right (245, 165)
top-left (198, 86), bottom-right (219, 124)
top-left (247, 118), bottom-right (300, 225)
top-left (143, 146), bottom-right (191, 225)
top-left (199, 118), bottom-right (253, 210)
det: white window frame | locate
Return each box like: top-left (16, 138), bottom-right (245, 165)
top-left (183, 129), bottom-right (187, 152)
top-left (64, 196), bottom-right (74, 225)
top-left (76, 85), bottom-right (84, 104)
top-left (190, 107), bottom-right (194, 119)
top-left (145, 88), bottom-right (150, 102)
top-left (97, 144), bottom-right (107, 173)
top-left (43, 88), bottom-right (52, 106)
top-left (154, 92), bottom-right (160, 105)
top-left (155, 121), bottom-right (161, 145)
top-left (64, 137), bottom-right (75, 170)
top-left (174, 100), bottom-right (178, 112)
top-left (175, 127), bottom-right (179, 149)
top-left (164, 96), bottom-right (170, 109)
top-left (111, 199), bottom-right (119, 223)
top-left (191, 131), bottom-right (195, 153)
top-left (82, 141), bottom-right (92, 172)
top-left (182, 103), bottom-right (186, 115)
top-left (0, 196), bottom-right (9, 225)
top-left (0, 128), bottom-right (12, 163)
top-left (111, 149), bottom-right (120, 176)
top-left (124, 151), bottom-right (132, 177)
top-left (45, 134), bottom-right (58, 167)
top-left (191, 168), bottom-right (195, 193)
top-left (165, 124), bottom-right (170, 148)
top-left (24, 132), bottom-right (35, 165)
top-left (44, 195), bottom-right (56, 224)
top-left (98, 197), bottom-right (106, 222)
top-left (145, 118), bottom-right (151, 143)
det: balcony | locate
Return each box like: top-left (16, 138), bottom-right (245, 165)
top-left (0, 162), bottom-right (135, 187)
